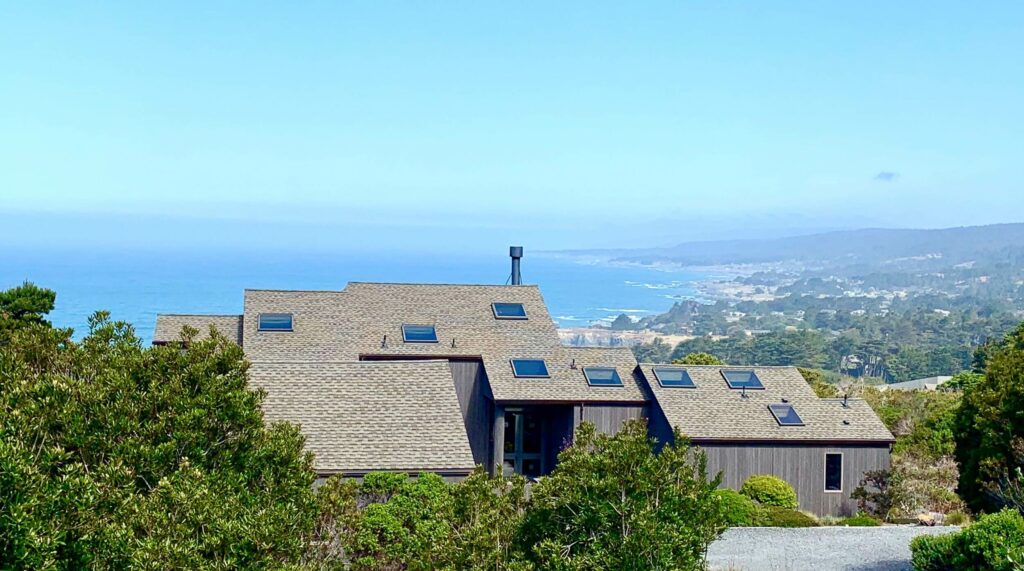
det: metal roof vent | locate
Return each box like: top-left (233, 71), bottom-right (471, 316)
top-left (510, 246), bottom-right (523, 285)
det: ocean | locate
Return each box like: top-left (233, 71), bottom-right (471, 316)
top-left (0, 248), bottom-right (715, 343)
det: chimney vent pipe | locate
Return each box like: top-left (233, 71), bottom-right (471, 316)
top-left (510, 246), bottom-right (523, 285)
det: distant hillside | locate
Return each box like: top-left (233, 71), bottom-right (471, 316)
top-left (570, 223), bottom-right (1024, 271)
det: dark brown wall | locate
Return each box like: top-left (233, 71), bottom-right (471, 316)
top-left (448, 360), bottom-right (493, 468)
top-left (573, 403), bottom-right (646, 435)
top-left (699, 442), bottom-right (891, 516)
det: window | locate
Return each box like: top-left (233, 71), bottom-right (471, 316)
top-left (510, 359), bottom-right (549, 378)
top-left (825, 453), bottom-right (843, 492)
top-left (493, 302), bottom-right (528, 319)
top-left (768, 403), bottom-right (805, 426)
top-left (258, 313), bottom-right (293, 331)
top-left (583, 367), bottom-right (623, 386)
top-left (402, 324), bottom-right (438, 343)
top-left (722, 370), bottom-right (764, 390)
top-left (652, 367), bottom-right (696, 388)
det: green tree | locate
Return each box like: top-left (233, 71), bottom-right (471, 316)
top-left (954, 322), bottom-right (1024, 513)
top-left (521, 421), bottom-right (725, 570)
top-left (0, 312), bottom-right (318, 569)
top-left (632, 337), bottom-right (672, 363)
top-left (0, 281), bottom-right (56, 340)
top-left (797, 368), bottom-right (841, 398)
top-left (672, 352), bottom-right (725, 365)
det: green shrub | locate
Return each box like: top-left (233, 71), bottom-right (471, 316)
top-left (910, 509), bottom-right (1024, 571)
top-left (758, 507), bottom-right (818, 528)
top-left (844, 513), bottom-right (882, 527)
top-left (944, 510), bottom-right (970, 526)
top-left (715, 489), bottom-right (759, 526)
top-left (740, 475), bottom-right (798, 509)
top-left (955, 509), bottom-right (1024, 570)
top-left (910, 533), bottom-right (958, 571)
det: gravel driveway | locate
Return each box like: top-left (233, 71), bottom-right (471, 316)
top-left (706, 526), bottom-right (959, 571)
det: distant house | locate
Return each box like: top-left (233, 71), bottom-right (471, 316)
top-left (153, 248), bottom-right (893, 515)
top-left (877, 375), bottom-right (953, 392)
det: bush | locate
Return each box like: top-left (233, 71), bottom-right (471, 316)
top-left (523, 421), bottom-right (726, 570)
top-left (715, 489), bottom-right (759, 526)
top-left (844, 513), bottom-right (882, 527)
top-left (758, 507), bottom-right (819, 528)
top-left (740, 475), bottom-right (798, 509)
top-left (910, 533), bottom-right (958, 571)
top-left (909, 509), bottom-right (1024, 571)
top-left (944, 510), bottom-right (970, 526)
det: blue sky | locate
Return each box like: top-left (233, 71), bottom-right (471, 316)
top-left (2, 2), bottom-right (1022, 253)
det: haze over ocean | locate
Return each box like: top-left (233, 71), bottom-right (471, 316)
top-left (0, 247), bottom-right (713, 343)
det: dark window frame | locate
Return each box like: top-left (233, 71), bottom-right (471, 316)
top-left (401, 324), bottom-right (439, 343)
top-left (721, 369), bottom-right (765, 390)
top-left (768, 403), bottom-right (805, 426)
top-left (510, 359), bottom-right (550, 378)
top-left (824, 452), bottom-right (843, 492)
top-left (492, 302), bottom-right (528, 320)
top-left (257, 313), bottom-right (294, 332)
top-left (652, 367), bottom-right (697, 388)
top-left (582, 367), bottom-right (623, 387)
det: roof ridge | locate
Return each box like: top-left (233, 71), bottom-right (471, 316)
top-left (346, 281), bottom-right (540, 288)
top-left (157, 313), bottom-right (242, 317)
top-left (249, 359), bottom-right (451, 365)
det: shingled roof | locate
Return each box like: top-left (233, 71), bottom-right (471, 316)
top-left (241, 283), bottom-right (647, 403)
top-left (153, 314), bottom-right (243, 345)
top-left (249, 360), bottom-right (476, 474)
top-left (639, 365), bottom-right (894, 443)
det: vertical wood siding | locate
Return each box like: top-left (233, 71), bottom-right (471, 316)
top-left (573, 404), bottom-right (646, 435)
top-left (448, 360), bottom-right (493, 468)
top-left (699, 443), bottom-right (891, 516)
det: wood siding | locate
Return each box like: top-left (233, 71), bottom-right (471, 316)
top-left (448, 360), bottom-right (493, 468)
top-left (573, 403), bottom-right (646, 435)
top-left (699, 442), bottom-right (891, 516)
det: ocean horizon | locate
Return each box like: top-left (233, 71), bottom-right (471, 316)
top-left (1, 247), bottom-right (717, 343)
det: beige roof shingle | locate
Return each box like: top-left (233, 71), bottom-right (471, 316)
top-left (249, 360), bottom-right (476, 474)
top-left (242, 283), bottom-right (647, 403)
top-left (153, 314), bottom-right (243, 345)
top-left (640, 365), bottom-right (894, 443)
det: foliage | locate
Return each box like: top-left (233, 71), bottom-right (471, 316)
top-left (859, 387), bottom-right (965, 518)
top-left (0, 309), bottom-right (318, 569)
top-left (798, 367), bottom-right (840, 398)
top-left (522, 420), bottom-right (726, 570)
top-left (852, 469), bottom-right (900, 520)
top-left (740, 475), bottom-right (798, 509)
top-left (672, 352), bottom-right (725, 365)
top-left (757, 507), bottom-right (818, 527)
top-left (0, 281), bottom-right (56, 339)
top-left (714, 489), bottom-right (759, 527)
top-left (941, 371), bottom-right (983, 392)
top-left (632, 337), bottom-right (672, 363)
top-left (910, 509), bottom-right (1024, 571)
top-left (945, 510), bottom-right (970, 526)
top-left (910, 533), bottom-right (959, 571)
top-left (843, 513), bottom-right (882, 526)
top-left (954, 322), bottom-right (1024, 513)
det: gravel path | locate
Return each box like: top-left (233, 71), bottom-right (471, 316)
top-left (706, 526), bottom-right (959, 571)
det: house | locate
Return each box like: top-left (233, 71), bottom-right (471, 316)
top-left (153, 248), bottom-right (893, 515)
top-left (877, 375), bottom-right (953, 392)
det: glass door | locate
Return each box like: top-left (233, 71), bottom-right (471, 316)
top-left (503, 409), bottom-right (543, 477)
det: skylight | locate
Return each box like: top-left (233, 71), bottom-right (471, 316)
top-left (510, 359), bottom-right (549, 378)
top-left (769, 403), bottom-right (805, 426)
top-left (583, 367), bottom-right (623, 386)
top-left (722, 370), bottom-right (764, 390)
top-left (652, 367), bottom-right (696, 388)
top-left (257, 313), bottom-right (293, 331)
top-left (492, 302), bottom-right (528, 319)
top-left (402, 324), bottom-right (438, 343)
